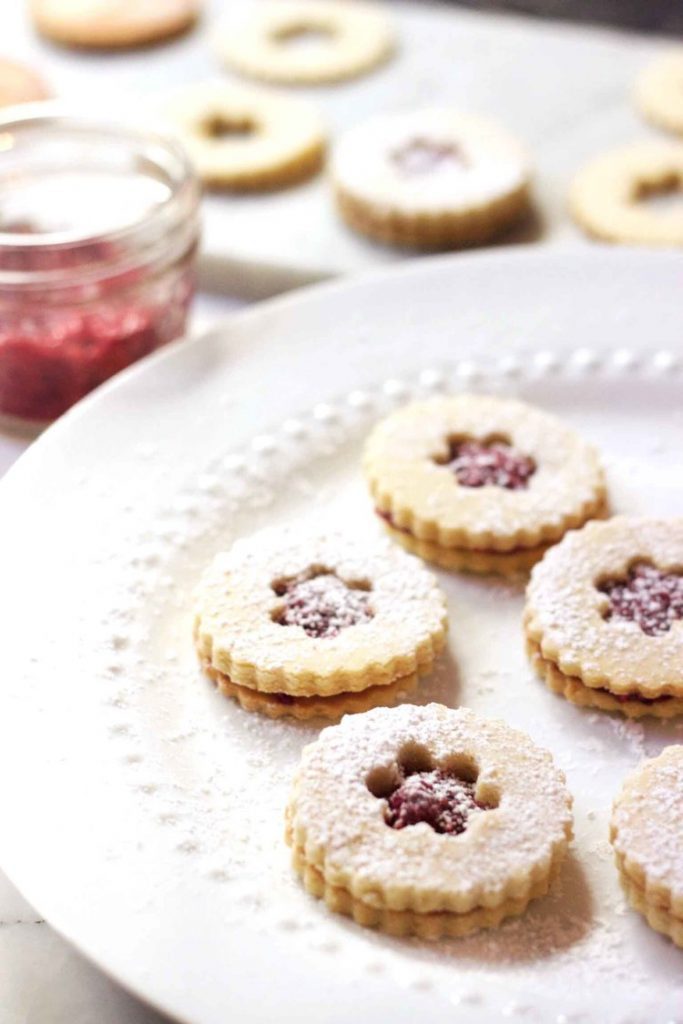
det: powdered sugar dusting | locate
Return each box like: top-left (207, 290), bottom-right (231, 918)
top-left (275, 572), bottom-right (374, 638)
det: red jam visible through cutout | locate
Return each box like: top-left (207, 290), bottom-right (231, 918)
top-left (384, 769), bottom-right (491, 835)
top-left (438, 439), bottom-right (536, 490)
top-left (391, 137), bottom-right (465, 176)
top-left (599, 562), bottom-right (683, 637)
top-left (273, 572), bottom-right (373, 639)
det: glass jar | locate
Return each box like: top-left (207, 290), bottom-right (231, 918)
top-left (0, 107), bottom-right (201, 427)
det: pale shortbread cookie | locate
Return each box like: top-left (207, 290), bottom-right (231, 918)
top-left (286, 704), bottom-right (572, 937)
top-left (201, 657), bottom-right (419, 721)
top-left (364, 394), bottom-right (606, 558)
top-left (610, 746), bottom-right (683, 947)
top-left (570, 142), bottom-right (683, 246)
top-left (194, 526), bottom-right (447, 698)
top-left (292, 845), bottom-right (561, 939)
top-left (635, 52), bottom-right (683, 137)
top-left (0, 59), bottom-right (49, 107)
top-left (161, 83), bottom-right (325, 190)
top-left (213, 0), bottom-right (394, 86)
top-left (31, 0), bottom-right (199, 49)
top-left (525, 518), bottom-right (683, 704)
top-left (331, 108), bottom-right (531, 249)
top-left (525, 637), bottom-right (683, 719)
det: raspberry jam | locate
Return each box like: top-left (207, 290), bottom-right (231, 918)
top-left (599, 562), bottom-right (683, 637)
top-left (440, 439), bottom-right (536, 490)
top-left (273, 572), bottom-right (373, 638)
top-left (385, 769), bottom-right (490, 835)
top-left (0, 110), bottom-right (200, 425)
top-left (392, 137), bottom-right (464, 176)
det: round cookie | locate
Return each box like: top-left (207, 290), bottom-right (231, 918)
top-left (286, 703), bottom-right (573, 938)
top-left (0, 59), bottom-right (49, 107)
top-left (194, 525), bottom-right (448, 713)
top-left (525, 517), bottom-right (683, 715)
top-left (610, 746), bottom-right (683, 948)
top-left (635, 52), bottom-right (683, 137)
top-left (213, 0), bottom-right (394, 86)
top-left (569, 142), bottom-right (683, 247)
top-left (161, 83), bottom-right (325, 190)
top-left (31, 0), bottom-right (200, 49)
top-left (331, 108), bottom-right (532, 249)
top-left (364, 394), bottom-right (606, 574)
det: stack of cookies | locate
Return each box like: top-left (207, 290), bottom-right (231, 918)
top-left (194, 526), bottom-right (448, 719)
top-left (611, 746), bottom-right (683, 949)
top-left (286, 704), bottom-right (573, 938)
top-left (365, 393), bottom-right (607, 577)
top-left (525, 517), bottom-right (683, 718)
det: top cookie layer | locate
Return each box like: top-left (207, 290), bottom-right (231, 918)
top-left (194, 526), bottom-right (447, 696)
top-left (635, 52), bottom-right (683, 136)
top-left (364, 394), bottom-right (605, 551)
top-left (611, 745), bottom-right (683, 917)
top-left (525, 517), bottom-right (683, 697)
top-left (288, 703), bottom-right (572, 913)
top-left (332, 108), bottom-right (530, 217)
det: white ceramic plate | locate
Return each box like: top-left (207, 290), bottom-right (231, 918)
top-left (3, 0), bottom-right (671, 294)
top-left (0, 249), bottom-right (682, 1024)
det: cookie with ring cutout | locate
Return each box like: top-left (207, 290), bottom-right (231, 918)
top-left (610, 746), bottom-right (683, 948)
top-left (286, 703), bottom-right (573, 938)
top-left (570, 141), bottom-right (683, 247)
top-left (213, 0), bottom-right (395, 86)
top-left (331, 108), bottom-right (532, 249)
top-left (194, 525), bottom-right (448, 719)
top-left (364, 394), bottom-right (607, 577)
top-left (161, 82), bottom-right (325, 190)
top-left (525, 517), bottom-right (683, 717)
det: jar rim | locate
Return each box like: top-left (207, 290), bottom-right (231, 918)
top-left (0, 103), bottom-right (201, 287)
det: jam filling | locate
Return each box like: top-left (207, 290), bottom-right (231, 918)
top-left (384, 769), bottom-right (489, 835)
top-left (599, 562), bottom-right (683, 638)
top-left (391, 137), bottom-right (465, 176)
top-left (273, 572), bottom-right (373, 639)
top-left (440, 439), bottom-right (536, 490)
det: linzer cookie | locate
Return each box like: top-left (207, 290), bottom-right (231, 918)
top-left (31, 0), bottom-right (200, 49)
top-left (569, 142), bottom-right (683, 247)
top-left (635, 52), bottom-right (683, 137)
top-left (610, 746), bottom-right (683, 948)
top-left (331, 109), bottom-right (531, 249)
top-left (161, 83), bottom-right (325, 190)
top-left (194, 526), bottom-right (448, 719)
top-left (213, 0), bottom-right (394, 86)
top-left (525, 518), bottom-right (683, 718)
top-left (286, 703), bottom-right (573, 938)
top-left (364, 394), bottom-right (606, 576)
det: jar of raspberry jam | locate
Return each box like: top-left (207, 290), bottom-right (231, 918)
top-left (0, 107), bottom-right (201, 427)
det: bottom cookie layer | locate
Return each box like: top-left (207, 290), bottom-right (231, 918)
top-left (619, 870), bottom-right (683, 949)
top-left (335, 182), bottom-right (530, 250)
top-left (382, 520), bottom-right (550, 577)
top-left (526, 639), bottom-right (683, 719)
top-left (291, 845), bottom-right (558, 939)
top-left (202, 658), bottom-right (419, 719)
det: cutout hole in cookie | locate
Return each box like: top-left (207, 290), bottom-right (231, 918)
top-left (368, 747), bottom-right (498, 836)
top-left (433, 434), bottom-right (536, 491)
top-left (391, 137), bottom-right (466, 176)
top-left (201, 115), bottom-right (257, 140)
top-left (635, 172), bottom-right (683, 215)
top-left (596, 559), bottom-right (683, 637)
top-left (271, 566), bottom-right (374, 638)
top-left (272, 23), bottom-right (335, 48)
